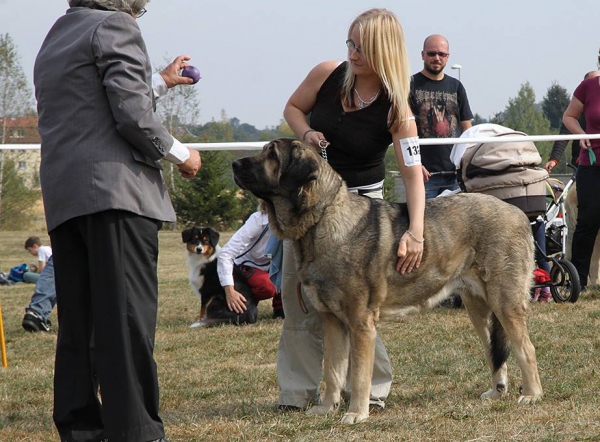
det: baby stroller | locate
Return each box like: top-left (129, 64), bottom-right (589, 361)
top-left (455, 124), bottom-right (581, 303)
top-left (539, 165), bottom-right (581, 302)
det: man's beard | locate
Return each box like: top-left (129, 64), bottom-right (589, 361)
top-left (425, 65), bottom-right (444, 76)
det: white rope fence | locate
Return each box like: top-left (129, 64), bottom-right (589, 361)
top-left (3, 133), bottom-right (600, 151)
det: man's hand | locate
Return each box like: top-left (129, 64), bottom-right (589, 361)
top-left (160, 55), bottom-right (194, 88)
top-left (178, 148), bottom-right (201, 178)
top-left (421, 165), bottom-right (431, 183)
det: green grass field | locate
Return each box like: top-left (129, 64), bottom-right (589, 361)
top-left (1, 230), bottom-right (599, 441)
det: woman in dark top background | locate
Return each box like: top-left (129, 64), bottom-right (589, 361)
top-left (563, 73), bottom-right (600, 290)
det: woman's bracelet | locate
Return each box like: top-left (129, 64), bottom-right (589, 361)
top-left (406, 229), bottom-right (425, 243)
top-left (302, 129), bottom-right (316, 141)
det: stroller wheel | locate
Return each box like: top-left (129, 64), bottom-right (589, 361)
top-left (550, 259), bottom-right (581, 303)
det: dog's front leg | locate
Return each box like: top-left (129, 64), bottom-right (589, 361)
top-left (342, 318), bottom-right (376, 424)
top-left (306, 312), bottom-right (348, 417)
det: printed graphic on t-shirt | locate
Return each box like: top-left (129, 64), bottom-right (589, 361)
top-left (412, 90), bottom-right (461, 139)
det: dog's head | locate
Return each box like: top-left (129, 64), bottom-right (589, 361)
top-left (232, 138), bottom-right (344, 239)
top-left (182, 226), bottom-right (220, 257)
top-left (232, 138), bottom-right (322, 198)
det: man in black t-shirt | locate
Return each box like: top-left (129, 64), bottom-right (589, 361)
top-left (409, 34), bottom-right (473, 199)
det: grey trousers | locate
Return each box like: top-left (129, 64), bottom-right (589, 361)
top-left (276, 239), bottom-right (393, 408)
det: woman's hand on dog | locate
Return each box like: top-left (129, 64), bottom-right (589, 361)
top-left (396, 232), bottom-right (424, 274)
top-left (224, 285), bottom-right (248, 314)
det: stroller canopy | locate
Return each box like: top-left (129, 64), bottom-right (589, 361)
top-left (453, 124), bottom-right (549, 217)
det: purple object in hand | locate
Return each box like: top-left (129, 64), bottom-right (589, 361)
top-left (181, 66), bottom-right (201, 84)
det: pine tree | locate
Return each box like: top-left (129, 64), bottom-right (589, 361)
top-left (500, 82), bottom-right (553, 160)
top-left (170, 150), bottom-right (256, 230)
top-left (542, 82), bottom-right (570, 129)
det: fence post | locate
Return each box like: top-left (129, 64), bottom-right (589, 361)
top-left (0, 301), bottom-right (8, 367)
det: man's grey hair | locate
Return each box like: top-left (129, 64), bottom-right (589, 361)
top-left (69, 0), bottom-right (149, 15)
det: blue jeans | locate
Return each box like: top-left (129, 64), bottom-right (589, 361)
top-left (533, 219), bottom-right (551, 273)
top-left (23, 271), bottom-right (41, 283)
top-left (425, 173), bottom-right (459, 199)
top-left (27, 256), bottom-right (56, 321)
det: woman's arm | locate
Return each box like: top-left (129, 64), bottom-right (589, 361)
top-left (391, 117), bottom-right (425, 274)
top-left (283, 61), bottom-right (340, 144)
top-left (563, 97), bottom-right (589, 150)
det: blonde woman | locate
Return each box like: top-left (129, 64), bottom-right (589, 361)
top-left (278, 8), bottom-right (425, 411)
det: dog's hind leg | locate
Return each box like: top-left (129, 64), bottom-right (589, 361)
top-left (493, 304), bottom-right (543, 404)
top-left (461, 293), bottom-right (509, 400)
top-left (306, 312), bottom-right (348, 417)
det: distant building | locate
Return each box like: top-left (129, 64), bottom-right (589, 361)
top-left (0, 117), bottom-right (41, 188)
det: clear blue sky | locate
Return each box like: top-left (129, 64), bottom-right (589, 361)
top-left (2, 0), bottom-right (599, 129)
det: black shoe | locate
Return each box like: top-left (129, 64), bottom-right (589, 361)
top-left (22, 310), bottom-right (51, 332)
top-left (277, 404), bottom-right (302, 412)
top-left (273, 309), bottom-right (285, 319)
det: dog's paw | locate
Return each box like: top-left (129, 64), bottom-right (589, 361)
top-left (340, 412), bottom-right (368, 424)
top-left (518, 394), bottom-right (542, 404)
top-left (480, 388), bottom-right (506, 400)
top-left (306, 404), bottom-right (336, 416)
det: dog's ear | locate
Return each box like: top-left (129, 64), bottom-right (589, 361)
top-left (182, 228), bottom-right (193, 243)
top-left (280, 141), bottom-right (319, 192)
top-left (208, 229), bottom-right (220, 247)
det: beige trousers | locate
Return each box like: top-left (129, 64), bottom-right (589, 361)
top-left (276, 238), bottom-right (393, 408)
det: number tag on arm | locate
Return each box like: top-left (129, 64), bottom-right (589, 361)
top-left (400, 137), bottom-right (421, 167)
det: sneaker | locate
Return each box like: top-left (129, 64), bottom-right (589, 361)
top-left (0, 272), bottom-right (14, 286)
top-left (538, 287), bottom-right (552, 303)
top-left (273, 309), bottom-right (285, 319)
top-left (22, 310), bottom-right (51, 332)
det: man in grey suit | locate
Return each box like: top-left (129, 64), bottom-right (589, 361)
top-left (34, 1), bottom-right (200, 441)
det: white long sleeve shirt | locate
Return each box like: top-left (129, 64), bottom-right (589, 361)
top-left (217, 211), bottom-right (271, 288)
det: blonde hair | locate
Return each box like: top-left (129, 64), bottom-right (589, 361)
top-left (342, 8), bottom-right (412, 132)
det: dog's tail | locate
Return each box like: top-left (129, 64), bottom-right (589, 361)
top-left (489, 314), bottom-right (510, 374)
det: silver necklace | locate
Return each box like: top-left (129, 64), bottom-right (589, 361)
top-left (354, 88), bottom-right (380, 109)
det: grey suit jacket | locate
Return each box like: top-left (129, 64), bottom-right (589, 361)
top-left (34, 7), bottom-right (177, 232)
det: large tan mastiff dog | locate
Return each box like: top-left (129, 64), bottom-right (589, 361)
top-left (233, 139), bottom-right (543, 424)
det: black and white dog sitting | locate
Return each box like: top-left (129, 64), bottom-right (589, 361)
top-left (181, 226), bottom-right (257, 327)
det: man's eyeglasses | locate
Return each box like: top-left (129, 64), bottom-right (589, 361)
top-left (136, 8), bottom-right (147, 18)
top-left (346, 39), bottom-right (362, 55)
top-left (425, 51), bottom-right (449, 59)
